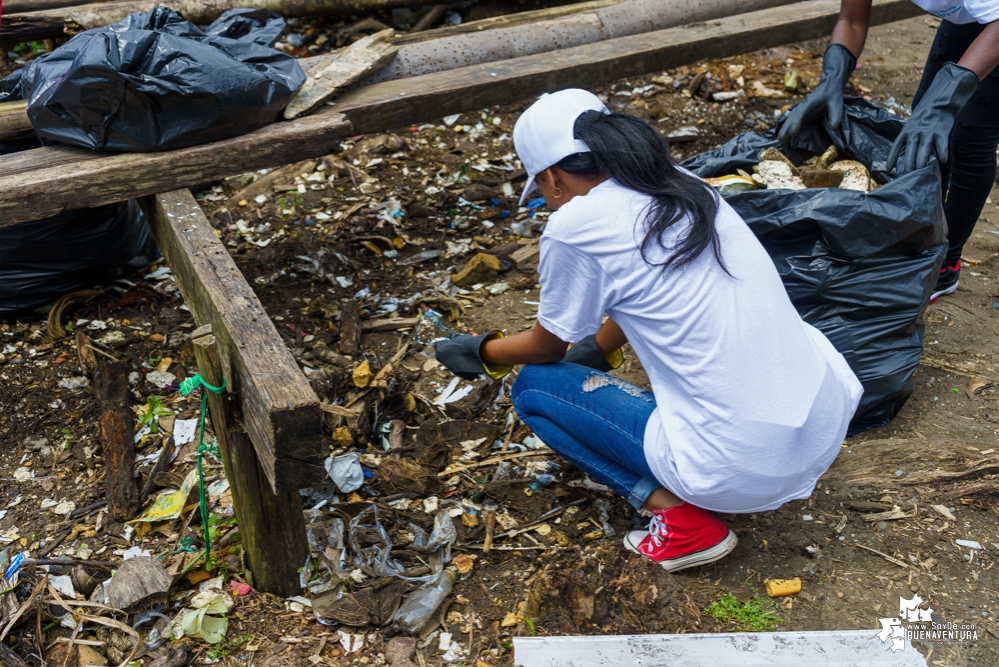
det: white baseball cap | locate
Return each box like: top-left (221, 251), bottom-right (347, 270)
top-left (512, 89), bottom-right (609, 205)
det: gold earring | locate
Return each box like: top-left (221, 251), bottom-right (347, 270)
top-left (552, 187), bottom-right (562, 199)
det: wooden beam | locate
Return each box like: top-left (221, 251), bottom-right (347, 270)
top-left (140, 189), bottom-right (324, 493)
top-left (0, 0), bottom-right (433, 43)
top-left (191, 325), bottom-right (308, 597)
top-left (0, 111), bottom-right (351, 228)
top-left (335, 0), bottom-right (922, 133)
top-left (0, 0), bottom-right (919, 224)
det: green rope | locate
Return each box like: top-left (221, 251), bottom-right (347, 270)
top-left (179, 373), bottom-right (227, 568)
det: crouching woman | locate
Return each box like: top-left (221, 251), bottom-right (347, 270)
top-left (435, 89), bottom-right (863, 572)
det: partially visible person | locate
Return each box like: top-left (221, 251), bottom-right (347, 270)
top-left (434, 89), bottom-right (864, 572)
top-left (779, 0), bottom-right (999, 302)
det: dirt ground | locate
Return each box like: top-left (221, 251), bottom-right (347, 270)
top-left (2, 11), bottom-right (999, 667)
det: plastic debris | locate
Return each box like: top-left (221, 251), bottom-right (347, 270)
top-left (326, 453), bottom-right (365, 494)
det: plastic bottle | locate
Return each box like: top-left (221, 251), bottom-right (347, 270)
top-left (392, 568), bottom-right (457, 634)
top-left (525, 473), bottom-right (555, 496)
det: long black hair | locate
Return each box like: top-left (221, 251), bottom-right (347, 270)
top-left (554, 110), bottom-right (723, 273)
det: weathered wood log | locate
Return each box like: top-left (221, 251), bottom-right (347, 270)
top-left (0, 101), bottom-right (32, 143)
top-left (141, 189), bottom-right (325, 493)
top-left (0, 0), bottom-right (921, 222)
top-left (93, 359), bottom-right (139, 521)
top-left (366, 0), bottom-right (808, 85)
top-left (285, 28), bottom-right (397, 119)
top-left (106, 556), bottom-right (171, 611)
top-left (0, 0), bottom-right (434, 43)
top-left (338, 300), bottom-right (362, 356)
top-left (228, 158), bottom-right (320, 204)
top-left (191, 324), bottom-right (308, 597)
top-left (0, 111), bottom-right (351, 228)
top-left (335, 0), bottom-right (922, 133)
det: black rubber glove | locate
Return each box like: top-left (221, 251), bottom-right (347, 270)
top-left (563, 334), bottom-right (623, 372)
top-left (777, 44), bottom-right (856, 144)
top-left (886, 62), bottom-right (978, 174)
top-left (434, 331), bottom-right (511, 381)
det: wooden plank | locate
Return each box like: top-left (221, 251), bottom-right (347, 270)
top-left (192, 325), bottom-right (308, 597)
top-left (140, 189), bottom-right (324, 493)
top-left (285, 28), bottom-right (397, 119)
top-left (334, 0), bottom-right (922, 133)
top-left (0, 0), bottom-right (919, 224)
top-left (0, 112), bottom-right (351, 228)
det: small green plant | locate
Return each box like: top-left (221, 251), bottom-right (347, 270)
top-left (60, 428), bottom-right (75, 450)
top-left (523, 617), bottom-right (538, 637)
top-left (206, 633), bottom-right (253, 661)
top-left (704, 587), bottom-right (783, 632)
top-left (133, 395), bottom-right (173, 434)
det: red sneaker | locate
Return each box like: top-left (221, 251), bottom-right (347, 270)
top-left (624, 502), bottom-right (737, 572)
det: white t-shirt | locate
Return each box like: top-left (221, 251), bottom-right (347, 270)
top-left (537, 178), bottom-right (863, 514)
top-left (911, 0), bottom-right (999, 23)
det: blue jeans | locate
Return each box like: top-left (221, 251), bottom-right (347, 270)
top-left (511, 362), bottom-right (661, 510)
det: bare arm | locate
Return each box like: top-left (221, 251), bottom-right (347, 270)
top-left (830, 0), bottom-right (872, 58)
top-left (595, 318), bottom-right (627, 354)
top-left (480, 321), bottom-right (568, 366)
top-left (958, 20), bottom-right (999, 80)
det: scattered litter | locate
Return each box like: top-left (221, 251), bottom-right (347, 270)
top-left (765, 577), bottom-right (801, 597)
top-left (956, 539), bottom-right (983, 550)
top-left (327, 453), bottom-right (365, 493)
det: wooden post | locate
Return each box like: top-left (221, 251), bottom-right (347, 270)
top-left (141, 189), bottom-right (325, 492)
top-left (191, 325), bottom-right (308, 598)
top-left (93, 360), bottom-right (139, 521)
top-left (338, 301), bottom-right (362, 356)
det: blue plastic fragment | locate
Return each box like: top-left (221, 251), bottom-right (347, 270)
top-left (499, 210), bottom-right (510, 219)
top-left (526, 197), bottom-right (546, 210)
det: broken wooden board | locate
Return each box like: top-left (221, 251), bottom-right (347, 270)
top-left (514, 631), bottom-right (927, 666)
top-left (140, 189), bottom-right (324, 493)
top-left (0, 112), bottom-right (350, 228)
top-left (0, 0), bottom-right (919, 224)
top-left (285, 28), bottom-right (398, 119)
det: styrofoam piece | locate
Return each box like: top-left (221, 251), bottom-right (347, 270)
top-left (513, 630), bottom-right (927, 666)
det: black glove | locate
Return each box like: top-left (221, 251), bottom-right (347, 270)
top-left (563, 334), bottom-right (623, 372)
top-left (777, 44), bottom-right (856, 144)
top-left (434, 331), bottom-right (511, 381)
top-left (887, 62), bottom-right (978, 174)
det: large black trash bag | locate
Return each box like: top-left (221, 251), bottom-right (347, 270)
top-left (683, 99), bottom-right (947, 433)
top-left (0, 7), bottom-right (305, 152)
top-left (0, 202), bottom-right (160, 318)
top-left (0, 139), bottom-right (160, 318)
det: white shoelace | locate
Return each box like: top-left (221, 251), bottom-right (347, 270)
top-left (645, 513), bottom-right (669, 551)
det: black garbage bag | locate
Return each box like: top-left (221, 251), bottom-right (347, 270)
top-left (0, 201), bottom-right (160, 318)
top-left (682, 99), bottom-right (947, 434)
top-left (0, 7), bottom-right (305, 152)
